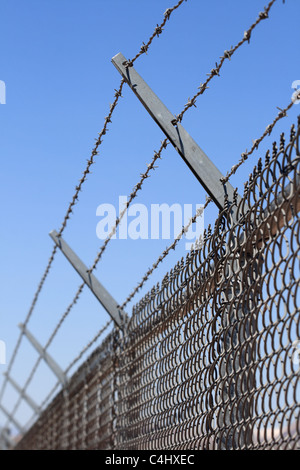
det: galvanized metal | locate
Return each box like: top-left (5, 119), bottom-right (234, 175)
top-left (112, 52), bottom-right (239, 211)
top-left (18, 324), bottom-right (67, 386)
top-left (49, 230), bottom-right (126, 328)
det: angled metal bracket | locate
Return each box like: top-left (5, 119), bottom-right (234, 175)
top-left (18, 324), bottom-right (67, 387)
top-left (112, 52), bottom-right (241, 211)
top-left (3, 374), bottom-right (39, 414)
top-left (49, 230), bottom-right (126, 328)
top-left (0, 404), bottom-right (23, 434)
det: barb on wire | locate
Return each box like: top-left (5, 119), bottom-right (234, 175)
top-left (120, 198), bottom-right (211, 309)
top-left (122, 0), bottom-right (188, 67)
top-left (220, 97), bottom-right (299, 184)
top-left (175, 0), bottom-right (278, 123)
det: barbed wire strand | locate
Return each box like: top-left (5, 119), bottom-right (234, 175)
top-left (175, 0), bottom-right (279, 124)
top-left (0, 0), bottom-right (188, 417)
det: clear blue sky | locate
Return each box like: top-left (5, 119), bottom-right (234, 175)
top-left (0, 0), bottom-right (299, 432)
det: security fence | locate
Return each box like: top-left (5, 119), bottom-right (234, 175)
top-left (15, 120), bottom-right (300, 450)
